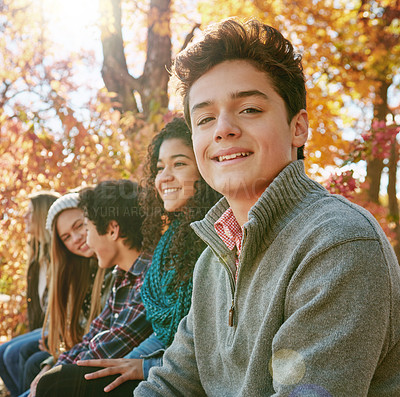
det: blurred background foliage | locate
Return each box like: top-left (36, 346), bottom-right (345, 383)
top-left (0, 0), bottom-right (399, 339)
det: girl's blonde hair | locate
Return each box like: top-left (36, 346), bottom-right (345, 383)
top-left (26, 192), bottom-right (59, 330)
top-left (43, 209), bottom-right (105, 359)
top-left (27, 192), bottom-right (59, 270)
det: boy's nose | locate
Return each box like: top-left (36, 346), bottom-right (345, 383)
top-left (213, 114), bottom-right (241, 142)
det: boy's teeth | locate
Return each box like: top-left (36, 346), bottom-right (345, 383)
top-left (218, 152), bottom-right (250, 162)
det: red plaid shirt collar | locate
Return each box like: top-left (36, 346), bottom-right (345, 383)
top-left (214, 207), bottom-right (243, 257)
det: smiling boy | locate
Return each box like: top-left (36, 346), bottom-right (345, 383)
top-left (135, 18), bottom-right (400, 396)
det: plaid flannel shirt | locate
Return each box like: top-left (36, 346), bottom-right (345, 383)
top-left (56, 252), bottom-right (153, 365)
top-left (214, 207), bottom-right (243, 283)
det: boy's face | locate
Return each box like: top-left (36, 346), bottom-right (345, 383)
top-left (85, 219), bottom-right (117, 268)
top-left (188, 59), bottom-right (308, 207)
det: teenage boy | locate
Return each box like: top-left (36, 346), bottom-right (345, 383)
top-left (135, 19), bottom-right (400, 396)
top-left (34, 180), bottom-right (153, 395)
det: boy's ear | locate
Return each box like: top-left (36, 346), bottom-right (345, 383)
top-left (107, 220), bottom-right (120, 241)
top-left (291, 109), bottom-right (309, 148)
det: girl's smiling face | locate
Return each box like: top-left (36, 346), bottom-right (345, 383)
top-left (155, 138), bottom-right (201, 213)
top-left (56, 208), bottom-right (94, 257)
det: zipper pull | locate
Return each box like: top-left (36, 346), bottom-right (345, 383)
top-left (229, 301), bottom-right (234, 327)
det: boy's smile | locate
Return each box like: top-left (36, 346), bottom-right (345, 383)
top-left (189, 59), bottom-right (308, 224)
top-left (212, 148), bottom-right (252, 164)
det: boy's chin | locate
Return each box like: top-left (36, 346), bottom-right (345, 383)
top-left (97, 261), bottom-right (113, 269)
top-left (211, 179), bottom-right (249, 199)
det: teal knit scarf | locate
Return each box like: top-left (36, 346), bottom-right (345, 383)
top-left (141, 220), bottom-right (193, 347)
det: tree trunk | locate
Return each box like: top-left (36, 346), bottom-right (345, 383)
top-left (99, 0), bottom-right (139, 113)
top-left (139, 0), bottom-right (172, 118)
top-left (366, 158), bottom-right (384, 204)
top-left (99, 0), bottom-right (172, 119)
top-left (365, 80), bottom-right (390, 204)
top-left (387, 138), bottom-right (400, 261)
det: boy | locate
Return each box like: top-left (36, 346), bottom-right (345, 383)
top-left (135, 18), bottom-right (400, 396)
top-left (34, 180), bottom-right (152, 395)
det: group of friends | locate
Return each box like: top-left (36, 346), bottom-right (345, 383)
top-left (1, 18), bottom-right (400, 396)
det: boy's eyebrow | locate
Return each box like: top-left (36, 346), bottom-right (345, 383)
top-left (190, 90), bottom-right (269, 114)
top-left (191, 100), bottom-right (212, 114)
top-left (232, 90), bottom-right (269, 101)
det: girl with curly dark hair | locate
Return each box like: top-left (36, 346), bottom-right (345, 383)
top-left (54, 117), bottom-right (221, 396)
top-left (140, 116), bottom-right (221, 291)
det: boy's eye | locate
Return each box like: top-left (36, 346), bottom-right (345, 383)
top-left (241, 107), bottom-right (261, 114)
top-left (174, 162), bottom-right (186, 167)
top-left (197, 116), bottom-right (214, 126)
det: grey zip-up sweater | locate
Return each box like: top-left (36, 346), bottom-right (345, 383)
top-left (135, 161), bottom-right (400, 397)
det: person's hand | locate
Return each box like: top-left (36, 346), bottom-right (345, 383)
top-left (77, 358), bottom-right (144, 392)
top-left (38, 338), bottom-right (47, 351)
top-left (28, 364), bottom-right (52, 397)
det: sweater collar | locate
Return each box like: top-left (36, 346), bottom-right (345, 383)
top-left (191, 160), bottom-right (328, 257)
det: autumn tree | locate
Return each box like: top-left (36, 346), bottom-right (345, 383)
top-left (287, 0), bottom-right (400, 259)
top-left (0, 0), bottom-right (135, 338)
top-left (99, 0), bottom-right (171, 119)
top-left (355, 1), bottom-right (400, 257)
top-left (282, 0), bottom-right (400, 257)
top-left (98, 0), bottom-right (201, 117)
